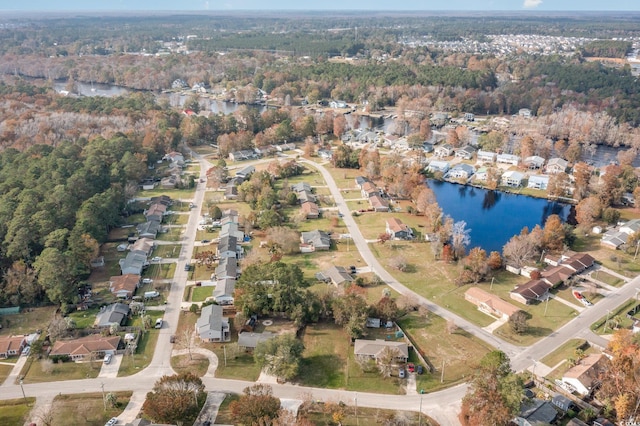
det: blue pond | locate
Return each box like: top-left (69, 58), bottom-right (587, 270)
top-left (427, 180), bottom-right (573, 253)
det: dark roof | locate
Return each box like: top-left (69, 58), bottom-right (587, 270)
top-left (94, 303), bottom-right (130, 328)
top-left (511, 280), bottom-right (551, 301)
top-left (519, 399), bottom-right (557, 425)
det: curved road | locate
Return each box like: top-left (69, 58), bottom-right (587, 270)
top-left (4, 152), bottom-right (640, 426)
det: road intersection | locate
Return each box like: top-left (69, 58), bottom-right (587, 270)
top-left (2, 152), bottom-right (639, 426)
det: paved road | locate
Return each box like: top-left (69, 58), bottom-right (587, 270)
top-left (5, 153), bottom-right (640, 426)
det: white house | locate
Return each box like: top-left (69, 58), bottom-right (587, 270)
top-left (546, 158), bottom-right (568, 174)
top-left (502, 170), bottom-right (524, 187)
top-left (427, 160), bottom-right (450, 174)
top-left (496, 153), bottom-right (520, 166)
top-left (518, 108), bottom-right (532, 118)
top-left (434, 144), bottom-right (454, 158)
top-left (196, 304), bottom-right (230, 342)
top-left (562, 354), bottom-right (608, 396)
top-left (455, 145), bottom-right (476, 160)
top-left (448, 163), bottom-right (475, 179)
top-left (527, 175), bottom-right (550, 190)
top-left (477, 150), bottom-right (496, 163)
top-left (474, 167), bottom-right (489, 182)
top-left (524, 156), bottom-right (545, 169)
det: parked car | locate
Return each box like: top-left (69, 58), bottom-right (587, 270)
top-left (349, 265), bottom-right (357, 274)
top-left (22, 346), bottom-right (30, 357)
top-left (201, 239), bottom-right (210, 244)
top-left (184, 264), bottom-right (192, 271)
top-left (151, 256), bottom-right (162, 262)
top-left (416, 365), bottom-right (424, 375)
top-left (142, 278), bottom-right (153, 284)
top-left (398, 368), bottom-right (405, 379)
top-left (103, 353), bottom-right (112, 364)
top-left (407, 363), bottom-right (415, 373)
top-left (155, 319), bottom-right (163, 329)
top-left (106, 417), bottom-right (118, 426)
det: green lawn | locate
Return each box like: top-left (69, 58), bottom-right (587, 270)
top-left (190, 286), bottom-right (213, 302)
top-left (138, 188), bottom-right (196, 200)
top-left (51, 392), bottom-right (131, 426)
top-left (144, 263), bottom-right (176, 280)
top-left (153, 244), bottom-right (183, 258)
top-left (165, 213), bottom-right (190, 225)
top-left (171, 353), bottom-right (210, 377)
top-left (213, 394), bottom-right (239, 425)
top-left (592, 270), bottom-right (625, 287)
top-left (0, 364), bottom-right (14, 384)
top-left (300, 403), bottom-right (432, 426)
top-left (118, 329), bottom-right (160, 377)
top-left (540, 339), bottom-right (595, 369)
top-left (156, 227), bottom-right (183, 242)
top-left (591, 298), bottom-right (637, 335)
top-left (0, 398), bottom-right (35, 426)
top-left (21, 356), bottom-right (101, 383)
top-left (68, 307), bottom-right (101, 329)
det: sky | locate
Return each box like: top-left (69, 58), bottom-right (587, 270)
top-left (2, 1), bottom-right (639, 12)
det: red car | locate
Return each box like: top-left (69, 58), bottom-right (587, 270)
top-left (407, 363), bottom-right (415, 373)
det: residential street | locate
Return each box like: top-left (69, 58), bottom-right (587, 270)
top-left (3, 153), bottom-right (639, 426)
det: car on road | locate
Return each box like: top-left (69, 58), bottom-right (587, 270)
top-left (407, 363), bottom-right (415, 373)
top-left (142, 278), bottom-right (153, 284)
top-left (338, 213), bottom-right (344, 218)
top-left (184, 264), bottom-right (192, 271)
top-left (151, 256), bottom-right (162, 262)
top-left (105, 417), bottom-right (118, 426)
top-left (103, 353), bottom-right (112, 364)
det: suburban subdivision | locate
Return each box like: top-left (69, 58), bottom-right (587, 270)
top-left (0, 7), bottom-right (640, 426)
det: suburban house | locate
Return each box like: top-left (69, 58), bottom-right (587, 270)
top-left (219, 222), bottom-right (244, 241)
top-left (477, 150), bottom-right (496, 163)
top-left (196, 304), bottom-right (230, 342)
top-left (50, 335), bottom-right (121, 361)
top-left (213, 278), bottom-right (235, 305)
top-left (355, 176), bottom-right (371, 189)
top-left (385, 218), bottom-right (414, 240)
top-left (541, 265), bottom-right (575, 287)
top-left (527, 175), bottom-right (550, 190)
top-left (144, 203), bottom-right (166, 222)
top-left (448, 163), bottom-right (475, 180)
top-left (464, 112), bottom-right (475, 121)
top-left (296, 189), bottom-right (317, 204)
top-left (217, 235), bottom-right (239, 259)
top-left (465, 287), bottom-right (521, 321)
top-left (317, 265), bottom-right (354, 286)
top-left (215, 257), bottom-right (238, 280)
top-left (562, 353), bottom-right (609, 396)
top-left (546, 158), bottom-right (569, 174)
top-left (229, 149), bottom-right (258, 161)
top-left (300, 230), bottom-right (331, 251)
top-left (238, 331), bottom-right (275, 351)
top-left (515, 399), bottom-right (557, 426)
top-left (502, 170), bottom-right (524, 187)
top-left (474, 167), bottom-right (489, 182)
top-left (137, 220), bottom-right (161, 239)
top-left (224, 184), bottom-right (239, 200)
top-left (354, 339), bottom-right (409, 362)
top-left (292, 182), bottom-right (312, 193)
top-left (150, 195), bottom-right (172, 207)
top-left (497, 153), bottom-right (521, 166)
top-left (434, 144), bottom-right (454, 158)
top-left (236, 165), bottom-right (256, 180)
top-left (427, 160), bottom-right (450, 174)
top-left (368, 194), bottom-right (390, 212)
top-left (317, 149), bottom-right (333, 160)
top-left (109, 274), bottom-right (141, 299)
top-left (523, 156), bottom-right (545, 169)
top-left (601, 230), bottom-right (629, 249)
top-left (455, 145), bottom-right (476, 160)
top-left (329, 100), bottom-right (348, 109)
top-left (620, 219), bottom-right (640, 235)
top-left (361, 181), bottom-right (379, 198)
top-left (519, 108), bottom-right (532, 118)
top-left (562, 253), bottom-right (596, 273)
top-left (0, 335), bottom-right (27, 358)
top-left (160, 174), bottom-right (180, 189)
top-left (129, 238), bottom-right (155, 257)
top-left (94, 303), bottom-right (130, 328)
top-left (119, 251), bottom-right (148, 276)
top-left (510, 280), bottom-right (552, 305)
top-left (165, 151), bottom-right (185, 165)
top-left (301, 201), bottom-right (320, 219)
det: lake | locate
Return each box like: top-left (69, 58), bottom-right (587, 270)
top-left (427, 180), bottom-right (573, 253)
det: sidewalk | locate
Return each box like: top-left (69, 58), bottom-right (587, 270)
top-left (1, 355), bottom-right (27, 387)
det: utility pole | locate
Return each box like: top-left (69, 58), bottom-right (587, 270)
top-left (355, 392), bottom-right (359, 426)
top-left (544, 296), bottom-right (549, 316)
top-left (604, 310), bottom-right (611, 333)
top-left (440, 360), bottom-right (445, 383)
top-left (223, 345), bottom-right (227, 367)
top-left (490, 277), bottom-right (495, 291)
top-left (101, 382), bottom-right (106, 411)
top-left (19, 379), bottom-right (27, 404)
top-left (419, 395), bottom-right (423, 426)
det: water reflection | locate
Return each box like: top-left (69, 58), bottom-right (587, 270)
top-left (482, 190), bottom-right (501, 210)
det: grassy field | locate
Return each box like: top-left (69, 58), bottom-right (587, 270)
top-left (21, 356), bottom-right (101, 383)
top-left (0, 398), bottom-right (35, 426)
top-left (155, 227), bottom-right (183, 242)
top-left (398, 312), bottom-right (493, 392)
top-left (326, 167), bottom-right (360, 190)
top-left (0, 306), bottom-right (57, 336)
top-left (118, 329), bottom-right (160, 377)
top-left (0, 364), bottom-right (14, 384)
top-left (68, 307), bottom-right (101, 329)
top-left (298, 322), bottom-right (406, 395)
top-left (592, 270), bottom-right (625, 287)
top-left (165, 213), bottom-right (190, 226)
top-left (171, 353), bottom-right (209, 377)
top-left (153, 244), bottom-right (183, 258)
top-left (138, 187), bottom-right (196, 200)
top-left (190, 286), bottom-right (213, 302)
top-left (143, 263), bottom-right (176, 280)
top-left (50, 392), bottom-right (131, 426)
top-left (540, 339), bottom-right (596, 369)
top-left (591, 298), bottom-right (637, 335)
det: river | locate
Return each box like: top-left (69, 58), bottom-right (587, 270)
top-left (427, 180), bottom-right (573, 253)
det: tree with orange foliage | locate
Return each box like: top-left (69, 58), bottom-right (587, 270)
top-left (542, 214), bottom-right (565, 252)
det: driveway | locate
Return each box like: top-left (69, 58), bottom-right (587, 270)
top-left (98, 353), bottom-right (123, 378)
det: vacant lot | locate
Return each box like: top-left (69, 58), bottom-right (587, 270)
top-left (398, 312), bottom-right (492, 392)
top-left (51, 392), bottom-right (131, 426)
top-left (0, 398), bottom-right (35, 426)
top-left (0, 306), bottom-right (56, 336)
